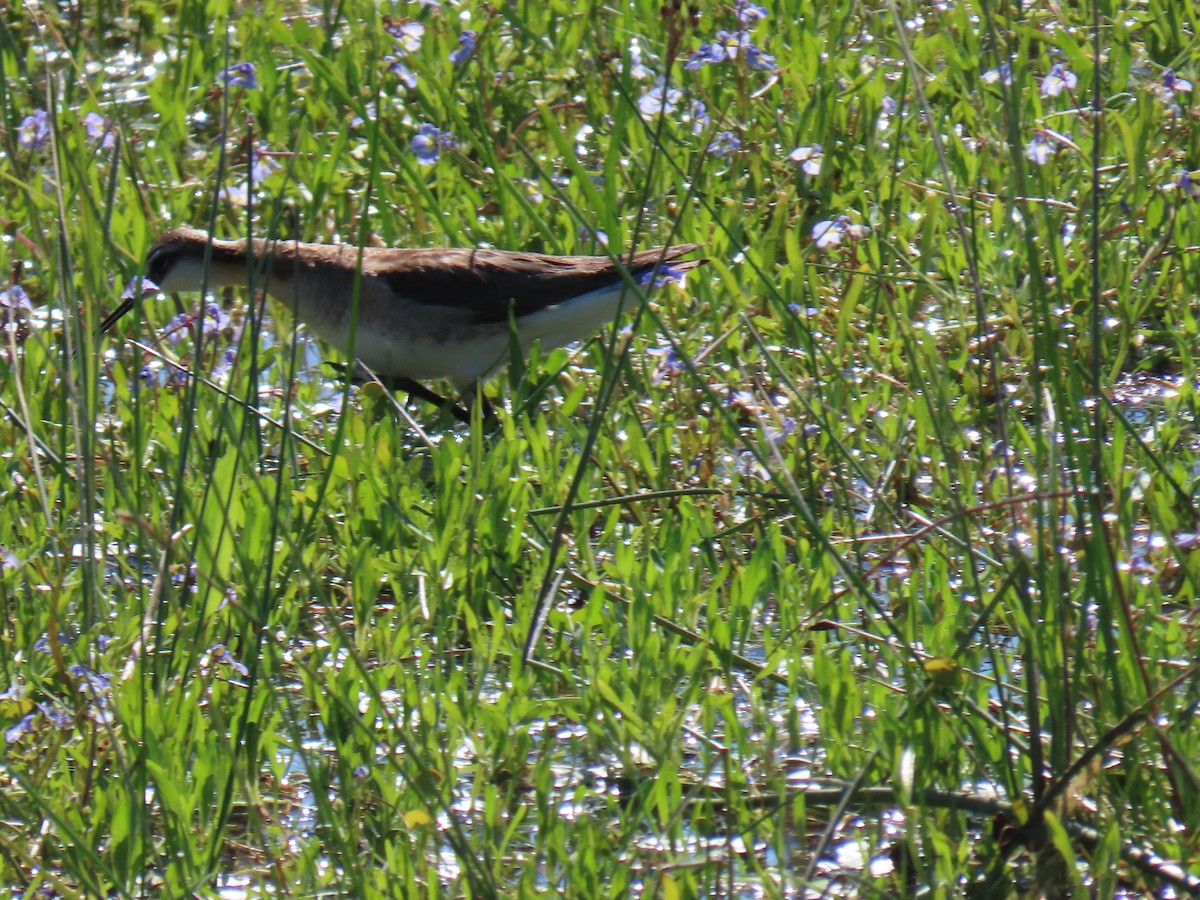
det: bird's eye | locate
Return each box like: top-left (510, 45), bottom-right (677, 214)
top-left (145, 250), bottom-right (169, 283)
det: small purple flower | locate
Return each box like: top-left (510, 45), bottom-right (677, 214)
top-left (789, 144), bottom-right (823, 175)
top-left (578, 226), bottom-right (608, 246)
top-left (637, 78), bottom-right (681, 115)
top-left (450, 29), bottom-right (476, 66)
top-left (0, 683), bottom-right (23, 704)
top-left (714, 30), bottom-right (745, 60)
top-left (687, 30), bottom-right (772, 71)
top-left (217, 144), bottom-right (279, 205)
top-left (211, 347), bottom-right (238, 381)
top-left (386, 21), bottom-right (425, 52)
top-left (83, 111), bottom-right (105, 138)
top-left (350, 102), bottom-right (377, 128)
top-left (164, 303), bottom-right (230, 344)
top-left (208, 643), bottom-right (250, 677)
top-left (205, 302), bottom-right (230, 331)
top-left (220, 62), bottom-right (259, 90)
top-left (389, 59), bottom-right (418, 89)
top-left (735, 0), bottom-right (769, 25)
top-left (18, 110), bottom-right (49, 150)
top-left (707, 131), bottom-right (741, 157)
top-left (164, 311), bottom-right (194, 344)
top-left (812, 215), bottom-right (870, 250)
top-left (1060, 221), bottom-right (1076, 246)
top-left (83, 112), bottom-right (116, 149)
top-left (212, 180), bottom-right (243, 202)
top-left (1165, 170), bottom-right (1200, 196)
top-left (34, 632), bottom-right (75, 654)
top-left (1040, 63), bottom-right (1078, 98)
top-left (734, 451), bottom-right (764, 479)
top-left (687, 100), bottom-right (710, 135)
top-left (1025, 131), bottom-right (1053, 165)
top-left (766, 417), bottom-right (796, 446)
top-left (68, 665), bottom-right (111, 695)
top-left (412, 123), bottom-right (456, 165)
top-left (648, 345), bottom-right (685, 385)
top-left (685, 42), bottom-right (726, 69)
top-left (5, 713), bottom-right (35, 744)
top-left (0, 285), bottom-right (33, 313)
top-left (122, 275), bottom-right (161, 299)
top-left (877, 96), bottom-right (898, 130)
top-left (1162, 69), bottom-right (1192, 95)
top-left (639, 263), bottom-right (691, 289)
top-left (628, 38), bottom-right (653, 80)
top-left (982, 61), bottom-right (1013, 86)
top-left (40, 702), bottom-right (73, 729)
top-left (1, 285), bottom-right (32, 343)
top-left (1161, 171), bottom-right (1194, 196)
top-left (385, 21), bottom-right (424, 86)
top-left (745, 43), bottom-right (776, 71)
top-left (249, 143), bottom-right (280, 183)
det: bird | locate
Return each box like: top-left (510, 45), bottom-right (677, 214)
top-left (102, 227), bottom-right (705, 422)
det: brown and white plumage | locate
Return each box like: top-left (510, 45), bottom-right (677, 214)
top-left (103, 227), bottom-right (705, 419)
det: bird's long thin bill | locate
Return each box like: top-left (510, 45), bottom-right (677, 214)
top-left (100, 299), bottom-right (135, 334)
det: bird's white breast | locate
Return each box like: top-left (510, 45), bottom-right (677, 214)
top-left (276, 277), bottom-right (636, 387)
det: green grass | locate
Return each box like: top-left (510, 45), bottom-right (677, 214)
top-left (2, 0), bottom-right (1199, 895)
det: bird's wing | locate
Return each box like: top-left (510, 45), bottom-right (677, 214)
top-left (368, 245), bottom-right (703, 324)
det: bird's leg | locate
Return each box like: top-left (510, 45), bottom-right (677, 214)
top-left (460, 383), bottom-right (501, 428)
top-left (388, 377), bottom-right (473, 424)
top-left (463, 384), bottom-right (496, 424)
top-left (341, 360), bottom-right (473, 423)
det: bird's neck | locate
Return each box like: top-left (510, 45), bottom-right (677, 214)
top-left (164, 235), bottom-right (293, 292)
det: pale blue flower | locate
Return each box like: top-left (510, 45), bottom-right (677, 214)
top-left (578, 226), bottom-right (608, 246)
top-left (389, 59), bottom-right (418, 89)
top-left (708, 131), bottom-right (741, 157)
top-left (812, 215), bottom-right (869, 250)
top-left (386, 21), bottom-right (424, 52)
top-left (637, 78), bottom-right (681, 115)
top-left (0, 285), bottom-right (32, 312)
top-left (1025, 131), bottom-right (1053, 165)
top-left (1041, 63), bottom-right (1077, 97)
top-left (647, 345), bottom-right (684, 385)
top-left (736, 0), bottom-right (769, 25)
top-left (639, 264), bottom-right (691, 289)
top-left (715, 30), bottom-right (745, 59)
top-left (745, 44), bottom-right (776, 71)
top-left (6, 714), bottom-right (34, 743)
top-left (685, 42), bottom-right (726, 69)
top-left (450, 29), bottom-right (476, 66)
top-left (628, 38), bottom-right (653, 80)
top-left (789, 144), bottom-right (822, 175)
top-left (982, 61), bottom-right (1013, 86)
top-left (220, 62), bottom-right (259, 89)
top-left (18, 110), bottom-right (49, 150)
top-left (412, 123), bottom-right (456, 165)
top-left (877, 96), bottom-right (898, 130)
top-left (386, 21), bottom-right (424, 86)
top-left (350, 102), bottom-right (377, 128)
top-left (1164, 170), bottom-right (1200, 197)
top-left (249, 143), bottom-right (279, 183)
top-left (1162, 69), bottom-right (1192, 94)
top-left (83, 112), bottom-right (116, 149)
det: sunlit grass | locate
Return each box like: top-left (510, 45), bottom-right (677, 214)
top-left (1, 0), bottom-right (1198, 895)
